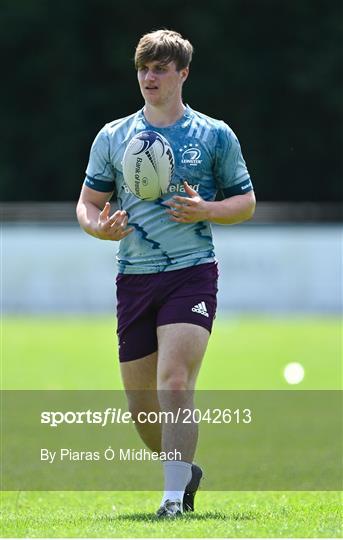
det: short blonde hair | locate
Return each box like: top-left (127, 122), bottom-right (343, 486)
top-left (135, 29), bottom-right (193, 71)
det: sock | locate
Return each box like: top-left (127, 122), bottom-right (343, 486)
top-left (161, 460), bottom-right (192, 506)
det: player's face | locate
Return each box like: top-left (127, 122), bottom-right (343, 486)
top-left (137, 60), bottom-right (188, 107)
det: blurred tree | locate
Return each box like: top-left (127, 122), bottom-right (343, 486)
top-left (0, 0), bottom-right (341, 201)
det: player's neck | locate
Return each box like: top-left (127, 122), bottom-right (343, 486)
top-left (143, 101), bottom-right (186, 127)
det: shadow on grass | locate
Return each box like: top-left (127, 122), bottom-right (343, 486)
top-left (112, 510), bottom-right (258, 522)
top-left (23, 510), bottom-right (258, 530)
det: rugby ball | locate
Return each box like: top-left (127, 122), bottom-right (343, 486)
top-left (122, 131), bottom-right (174, 201)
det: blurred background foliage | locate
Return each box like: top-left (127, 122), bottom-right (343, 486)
top-left (1, 0), bottom-right (342, 202)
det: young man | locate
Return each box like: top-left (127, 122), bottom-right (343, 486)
top-left (77, 29), bottom-right (255, 517)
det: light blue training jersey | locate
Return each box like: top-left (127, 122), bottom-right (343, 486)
top-left (84, 105), bottom-right (253, 274)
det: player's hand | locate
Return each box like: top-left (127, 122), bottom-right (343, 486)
top-left (164, 181), bottom-right (209, 223)
top-left (97, 203), bottom-right (134, 240)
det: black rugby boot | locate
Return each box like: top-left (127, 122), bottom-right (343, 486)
top-left (183, 464), bottom-right (203, 512)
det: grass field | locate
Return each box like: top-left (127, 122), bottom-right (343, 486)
top-left (1, 315), bottom-right (342, 537)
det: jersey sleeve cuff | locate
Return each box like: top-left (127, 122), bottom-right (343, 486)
top-left (220, 177), bottom-right (253, 198)
top-left (84, 175), bottom-right (115, 193)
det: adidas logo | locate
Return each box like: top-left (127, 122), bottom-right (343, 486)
top-left (191, 301), bottom-right (209, 318)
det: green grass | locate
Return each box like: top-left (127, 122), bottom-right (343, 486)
top-left (1, 315), bottom-right (342, 537)
top-left (1, 491), bottom-right (341, 538)
top-left (2, 316), bottom-right (341, 389)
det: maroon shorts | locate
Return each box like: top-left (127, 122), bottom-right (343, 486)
top-left (116, 262), bottom-right (218, 362)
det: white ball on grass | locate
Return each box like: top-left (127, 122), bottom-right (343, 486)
top-left (283, 362), bottom-right (305, 384)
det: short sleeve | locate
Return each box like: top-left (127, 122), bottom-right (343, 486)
top-left (214, 123), bottom-right (253, 198)
top-left (84, 127), bottom-right (116, 193)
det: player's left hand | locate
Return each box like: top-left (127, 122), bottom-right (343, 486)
top-left (164, 181), bottom-right (209, 223)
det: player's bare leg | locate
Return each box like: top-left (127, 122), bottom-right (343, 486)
top-left (156, 323), bottom-right (209, 512)
top-left (120, 352), bottom-right (161, 453)
top-left (157, 323), bottom-right (209, 460)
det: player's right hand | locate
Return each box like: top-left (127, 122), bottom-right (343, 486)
top-left (97, 202), bottom-right (134, 241)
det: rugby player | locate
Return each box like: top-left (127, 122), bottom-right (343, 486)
top-left (77, 29), bottom-right (255, 518)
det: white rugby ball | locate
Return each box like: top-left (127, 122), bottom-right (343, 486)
top-left (122, 131), bottom-right (174, 201)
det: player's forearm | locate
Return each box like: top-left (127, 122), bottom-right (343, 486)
top-left (206, 192), bottom-right (256, 225)
top-left (76, 200), bottom-right (102, 238)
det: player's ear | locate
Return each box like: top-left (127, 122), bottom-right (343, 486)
top-left (180, 67), bottom-right (189, 82)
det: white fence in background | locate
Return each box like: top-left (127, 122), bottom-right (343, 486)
top-left (2, 224), bottom-right (342, 314)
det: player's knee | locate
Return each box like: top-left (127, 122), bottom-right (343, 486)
top-left (159, 371), bottom-right (189, 391)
